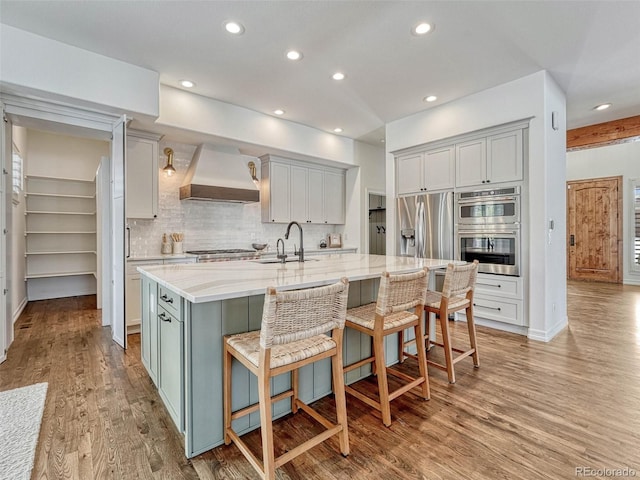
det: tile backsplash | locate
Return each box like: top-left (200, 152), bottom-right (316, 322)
top-left (128, 142), bottom-right (342, 257)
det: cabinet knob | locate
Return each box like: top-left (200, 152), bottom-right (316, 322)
top-left (486, 179), bottom-right (491, 183)
top-left (481, 180), bottom-right (486, 183)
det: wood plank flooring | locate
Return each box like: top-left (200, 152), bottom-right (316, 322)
top-left (1, 281), bottom-right (639, 479)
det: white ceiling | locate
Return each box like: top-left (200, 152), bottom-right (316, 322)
top-left (1, 1), bottom-right (639, 146)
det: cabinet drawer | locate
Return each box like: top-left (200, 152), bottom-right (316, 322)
top-left (475, 275), bottom-right (522, 299)
top-left (158, 285), bottom-right (181, 319)
top-left (467, 296), bottom-right (524, 326)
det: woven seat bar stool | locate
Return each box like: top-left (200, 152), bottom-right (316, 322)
top-left (401, 260), bottom-right (479, 384)
top-left (223, 278), bottom-right (350, 480)
top-left (344, 268), bottom-right (430, 427)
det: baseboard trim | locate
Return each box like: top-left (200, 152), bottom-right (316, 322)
top-left (623, 278), bottom-right (640, 286)
top-left (527, 316), bottom-right (568, 342)
top-left (13, 297), bottom-right (28, 325)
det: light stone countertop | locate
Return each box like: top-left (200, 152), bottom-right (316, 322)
top-left (127, 253), bottom-right (198, 262)
top-left (137, 253), bottom-right (457, 303)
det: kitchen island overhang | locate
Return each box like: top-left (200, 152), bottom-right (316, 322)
top-left (137, 253), bottom-right (455, 303)
top-left (136, 253), bottom-right (456, 458)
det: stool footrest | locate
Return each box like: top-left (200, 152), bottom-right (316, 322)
top-left (231, 390), bottom-right (294, 420)
top-left (344, 355), bottom-right (374, 373)
top-left (345, 385), bottom-right (381, 411)
top-left (295, 400), bottom-right (336, 431)
top-left (388, 377), bottom-right (425, 401)
top-left (275, 425), bottom-right (343, 468)
top-left (452, 349), bottom-right (476, 364)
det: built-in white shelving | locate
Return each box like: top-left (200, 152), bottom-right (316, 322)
top-left (25, 175), bottom-right (97, 300)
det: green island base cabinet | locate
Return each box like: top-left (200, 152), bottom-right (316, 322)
top-left (140, 275), bottom-right (424, 458)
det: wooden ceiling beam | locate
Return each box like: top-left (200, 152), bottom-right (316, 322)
top-left (567, 115), bottom-right (640, 150)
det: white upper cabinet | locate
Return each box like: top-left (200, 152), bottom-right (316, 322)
top-left (396, 153), bottom-right (423, 195)
top-left (486, 129), bottom-right (523, 185)
top-left (290, 165), bottom-right (325, 224)
top-left (423, 147), bottom-right (455, 191)
top-left (455, 129), bottom-right (523, 188)
top-left (260, 155), bottom-right (345, 224)
top-left (126, 132), bottom-right (160, 219)
top-left (307, 168), bottom-right (325, 224)
top-left (323, 169), bottom-right (345, 225)
top-left (261, 160), bottom-right (290, 223)
top-left (455, 139), bottom-right (487, 188)
top-left (396, 147), bottom-right (455, 195)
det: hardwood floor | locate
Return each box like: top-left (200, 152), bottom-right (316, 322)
top-left (1, 282), bottom-right (639, 479)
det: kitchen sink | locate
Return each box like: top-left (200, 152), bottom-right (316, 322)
top-left (252, 257), bottom-right (319, 264)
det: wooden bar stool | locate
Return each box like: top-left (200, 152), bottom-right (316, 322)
top-left (402, 260), bottom-right (479, 384)
top-left (344, 268), bottom-right (430, 427)
top-left (223, 278), bottom-right (350, 480)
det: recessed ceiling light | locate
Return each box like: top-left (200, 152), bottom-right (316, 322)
top-left (424, 95), bottom-right (437, 102)
top-left (286, 50), bottom-right (303, 61)
top-left (334, 128), bottom-right (343, 133)
top-left (594, 103), bottom-right (612, 111)
top-left (332, 72), bottom-right (346, 81)
top-left (273, 109), bottom-right (285, 115)
top-left (224, 21), bottom-right (244, 35)
top-left (180, 80), bottom-right (195, 88)
top-left (412, 22), bottom-right (434, 35)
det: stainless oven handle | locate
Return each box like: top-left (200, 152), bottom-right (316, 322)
top-left (457, 230), bottom-right (519, 235)
top-left (457, 195), bottom-right (518, 204)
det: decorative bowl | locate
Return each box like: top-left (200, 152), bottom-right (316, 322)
top-left (252, 243), bottom-right (268, 251)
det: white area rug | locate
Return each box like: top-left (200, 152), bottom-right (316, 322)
top-left (0, 382), bottom-right (48, 480)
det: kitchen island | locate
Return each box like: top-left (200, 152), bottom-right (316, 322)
top-left (137, 253), bottom-right (454, 458)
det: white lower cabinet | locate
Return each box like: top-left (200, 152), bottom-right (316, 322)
top-left (126, 257), bottom-right (196, 335)
top-left (458, 273), bottom-right (526, 327)
top-left (158, 304), bottom-right (185, 432)
top-left (140, 276), bottom-right (158, 385)
top-left (141, 277), bottom-right (184, 432)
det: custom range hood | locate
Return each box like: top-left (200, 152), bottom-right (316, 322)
top-left (179, 144), bottom-right (260, 203)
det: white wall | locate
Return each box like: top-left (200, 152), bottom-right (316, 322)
top-left (0, 25), bottom-right (159, 118)
top-left (129, 142), bottom-right (349, 257)
top-left (385, 70), bottom-right (567, 342)
top-left (158, 85), bottom-right (355, 165)
top-left (352, 141), bottom-right (386, 253)
top-left (11, 126), bottom-right (27, 323)
top-left (567, 140), bottom-right (640, 284)
top-left (26, 130), bottom-right (108, 180)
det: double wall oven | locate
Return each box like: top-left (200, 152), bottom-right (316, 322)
top-left (455, 187), bottom-right (520, 276)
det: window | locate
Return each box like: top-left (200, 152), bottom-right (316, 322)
top-left (12, 143), bottom-right (23, 204)
top-left (632, 178), bottom-right (640, 272)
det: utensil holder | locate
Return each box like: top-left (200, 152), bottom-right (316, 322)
top-left (161, 242), bottom-right (172, 254)
top-left (173, 242), bottom-right (183, 254)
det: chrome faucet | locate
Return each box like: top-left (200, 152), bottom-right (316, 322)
top-left (276, 238), bottom-right (287, 264)
top-left (285, 221), bottom-right (304, 262)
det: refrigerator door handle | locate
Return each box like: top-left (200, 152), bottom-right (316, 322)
top-left (415, 200), bottom-right (425, 258)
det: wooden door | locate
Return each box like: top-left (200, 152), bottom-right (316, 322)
top-left (567, 176), bottom-right (622, 283)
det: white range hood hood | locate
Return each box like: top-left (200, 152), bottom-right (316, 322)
top-left (179, 144), bottom-right (260, 203)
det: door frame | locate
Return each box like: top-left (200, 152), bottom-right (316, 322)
top-left (566, 175), bottom-right (623, 283)
top-left (0, 93), bottom-right (126, 350)
top-left (365, 188), bottom-right (385, 255)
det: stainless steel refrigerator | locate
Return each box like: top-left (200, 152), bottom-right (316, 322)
top-left (397, 192), bottom-right (454, 261)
